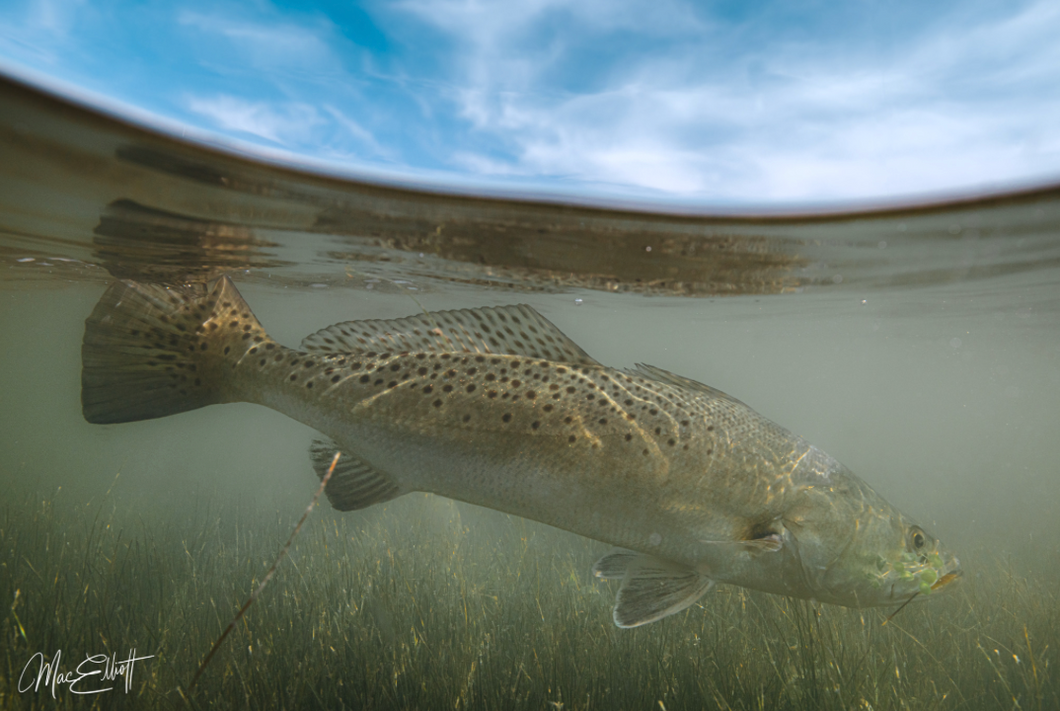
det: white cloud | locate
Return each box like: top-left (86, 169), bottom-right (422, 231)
top-left (27, 0), bottom-right (86, 35)
top-left (186, 95), bottom-right (324, 145)
top-left (322, 104), bottom-right (392, 159)
top-left (9, 0), bottom-right (1053, 203)
top-left (397, 0), bottom-right (709, 44)
top-left (179, 10), bottom-right (345, 75)
top-left (0, 0), bottom-right (87, 67)
top-left (395, 0), bottom-right (1060, 202)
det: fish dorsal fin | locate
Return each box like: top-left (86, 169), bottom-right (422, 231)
top-left (301, 304), bottom-right (601, 365)
top-left (593, 552), bottom-right (714, 628)
top-left (629, 363), bottom-right (750, 409)
top-left (309, 439), bottom-right (405, 511)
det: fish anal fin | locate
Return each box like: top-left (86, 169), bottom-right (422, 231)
top-left (309, 439), bottom-right (404, 511)
top-left (300, 304), bottom-right (600, 366)
top-left (592, 550), bottom-right (641, 580)
top-left (599, 553), bottom-right (714, 628)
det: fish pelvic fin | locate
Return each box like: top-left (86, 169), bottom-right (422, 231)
top-left (309, 439), bottom-right (405, 511)
top-left (594, 552), bottom-right (714, 628)
top-left (81, 275), bottom-right (265, 423)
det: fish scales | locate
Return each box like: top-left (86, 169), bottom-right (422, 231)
top-left (81, 275), bottom-right (961, 627)
top-left (241, 346), bottom-right (793, 550)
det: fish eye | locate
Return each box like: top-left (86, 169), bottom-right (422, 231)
top-left (909, 527), bottom-right (926, 550)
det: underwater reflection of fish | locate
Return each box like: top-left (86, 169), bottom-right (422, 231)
top-left (81, 275), bottom-right (961, 627)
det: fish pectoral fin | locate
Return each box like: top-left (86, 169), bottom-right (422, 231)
top-left (607, 555), bottom-right (714, 628)
top-left (743, 534), bottom-right (783, 552)
top-left (700, 535), bottom-right (784, 553)
top-left (309, 439), bottom-right (404, 511)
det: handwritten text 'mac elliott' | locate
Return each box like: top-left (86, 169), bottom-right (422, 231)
top-left (19, 648), bottom-right (155, 697)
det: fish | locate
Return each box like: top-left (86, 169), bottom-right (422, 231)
top-left (81, 275), bottom-right (961, 627)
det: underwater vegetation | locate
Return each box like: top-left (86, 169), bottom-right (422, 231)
top-left (0, 488), bottom-right (1056, 711)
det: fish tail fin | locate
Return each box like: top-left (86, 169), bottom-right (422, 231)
top-left (81, 275), bottom-right (267, 424)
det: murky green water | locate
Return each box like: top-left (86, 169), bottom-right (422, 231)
top-left (2, 73), bottom-right (1059, 709)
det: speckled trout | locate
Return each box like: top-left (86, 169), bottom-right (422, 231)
top-left (82, 276), bottom-right (960, 627)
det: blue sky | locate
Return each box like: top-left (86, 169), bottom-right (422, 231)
top-left (1, 0), bottom-right (1058, 206)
